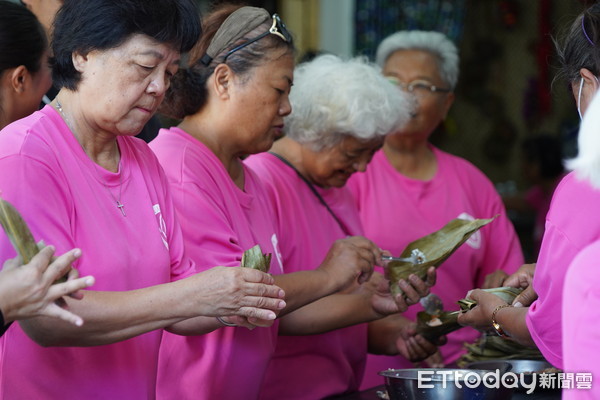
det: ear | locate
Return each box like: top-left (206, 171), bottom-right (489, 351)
top-left (441, 92), bottom-right (455, 119)
top-left (8, 66), bottom-right (29, 94)
top-left (580, 68), bottom-right (598, 90)
top-left (72, 51), bottom-right (89, 74)
top-left (212, 63), bottom-right (232, 100)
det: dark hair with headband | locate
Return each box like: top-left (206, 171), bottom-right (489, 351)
top-left (555, 3), bottom-right (600, 88)
top-left (160, 3), bottom-right (295, 119)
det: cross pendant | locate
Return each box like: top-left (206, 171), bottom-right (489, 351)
top-left (116, 201), bottom-right (126, 217)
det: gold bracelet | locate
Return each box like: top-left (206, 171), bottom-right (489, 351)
top-left (491, 304), bottom-right (512, 338)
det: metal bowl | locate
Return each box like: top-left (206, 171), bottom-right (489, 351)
top-left (379, 368), bottom-right (513, 400)
top-left (466, 359), bottom-right (559, 393)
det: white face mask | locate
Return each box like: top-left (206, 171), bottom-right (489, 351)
top-left (577, 75), bottom-right (600, 120)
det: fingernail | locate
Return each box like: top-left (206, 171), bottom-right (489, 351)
top-left (514, 301), bottom-right (523, 308)
top-left (279, 289), bottom-right (285, 298)
top-left (85, 277), bottom-right (95, 286)
top-left (278, 300), bottom-right (286, 309)
top-left (73, 249), bottom-right (82, 257)
top-left (466, 290), bottom-right (473, 299)
top-left (75, 318), bottom-right (83, 327)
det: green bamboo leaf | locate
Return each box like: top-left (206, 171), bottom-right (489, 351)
top-left (386, 216), bottom-right (496, 298)
top-left (0, 198), bottom-right (67, 283)
top-left (0, 198), bottom-right (41, 264)
top-left (241, 244), bottom-right (271, 273)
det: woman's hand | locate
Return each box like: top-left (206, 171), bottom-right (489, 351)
top-left (189, 266), bottom-right (286, 321)
top-left (482, 270), bottom-right (508, 289)
top-left (396, 321), bottom-right (445, 363)
top-left (364, 268), bottom-right (435, 316)
top-left (503, 263), bottom-right (537, 307)
top-left (317, 236), bottom-right (380, 290)
top-left (456, 289), bottom-right (508, 331)
top-left (0, 246), bottom-right (94, 326)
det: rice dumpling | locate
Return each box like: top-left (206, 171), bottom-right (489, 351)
top-left (241, 244), bottom-right (272, 273)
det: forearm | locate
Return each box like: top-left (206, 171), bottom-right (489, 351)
top-left (367, 314), bottom-right (409, 355)
top-left (279, 291), bottom-right (377, 335)
top-left (273, 269), bottom-right (340, 317)
top-left (19, 285), bottom-right (188, 346)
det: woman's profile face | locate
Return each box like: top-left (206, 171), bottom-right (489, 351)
top-left (302, 135), bottom-right (384, 188)
top-left (19, 51), bottom-right (52, 120)
top-left (74, 33), bottom-right (180, 136)
top-left (383, 49), bottom-right (453, 141)
top-left (230, 51), bottom-right (294, 155)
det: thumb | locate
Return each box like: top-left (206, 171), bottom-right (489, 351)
top-left (512, 285), bottom-right (538, 307)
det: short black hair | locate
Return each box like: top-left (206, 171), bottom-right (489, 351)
top-left (51, 0), bottom-right (201, 90)
top-left (0, 1), bottom-right (47, 76)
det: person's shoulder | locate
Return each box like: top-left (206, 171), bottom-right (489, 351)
top-left (435, 147), bottom-right (493, 184)
top-left (0, 108), bottom-right (62, 161)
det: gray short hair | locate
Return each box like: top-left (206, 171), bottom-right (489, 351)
top-left (376, 30), bottom-right (459, 90)
top-left (284, 54), bottom-right (413, 151)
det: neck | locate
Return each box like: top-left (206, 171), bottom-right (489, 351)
top-left (383, 140), bottom-right (437, 180)
top-left (178, 115), bottom-right (245, 188)
top-left (54, 91), bottom-right (120, 172)
top-left (270, 137), bottom-right (310, 179)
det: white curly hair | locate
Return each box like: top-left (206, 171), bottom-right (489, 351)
top-left (376, 30), bottom-right (459, 90)
top-left (284, 54), bottom-right (413, 151)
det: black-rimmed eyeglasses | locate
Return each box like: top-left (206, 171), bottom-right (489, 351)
top-left (223, 14), bottom-right (292, 62)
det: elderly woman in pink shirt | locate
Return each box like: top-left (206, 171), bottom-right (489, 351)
top-left (348, 30), bottom-right (523, 388)
top-left (0, 1), bottom-right (287, 399)
top-left (151, 5), bottom-right (438, 399)
top-left (245, 53), bottom-right (442, 398)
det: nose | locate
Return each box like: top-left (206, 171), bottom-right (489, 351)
top-left (352, 159), bottom-right (369, 173)
top-left (146, 72), bottom-right (169, 96)
top-left (280, 94), bottom-right (292, 116)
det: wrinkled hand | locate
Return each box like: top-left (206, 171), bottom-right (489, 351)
top-left (396, 320), bottom-right (444, 363)
top-left (456, 289), bottom-right (508, 331)
top-left (359, 267), bottom-right (435, 317)
top-left (394, 266), bottom-right (436, 310)
top-left (0, 246), bottom-right (94, 326)
top-left (482, 270), bottom-right (508, 289)
top-left (503, 263), bottom-right (537, 307)
top-left (318, 236), bottom-right (380, 291)
top-left (191, 267), bottom-right (286, 321)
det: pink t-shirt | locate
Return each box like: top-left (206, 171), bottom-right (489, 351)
top-left (527, 172), bottom-right (600, 369)
top-left (150, 127), bottom-right (284, 400)
top-left (562, 240), bottom-right (600, 399)
top-left (245, 152), bottom-right (368, 400)
top-left (0, 106), bottom-right (194, 399)
top-left (347, 147), bottom-right (523, 389)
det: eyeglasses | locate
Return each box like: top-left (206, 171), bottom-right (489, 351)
top-left (223, 14), bottom-right (292, 62)
top-left (387, 76), bottom-right (451, 96)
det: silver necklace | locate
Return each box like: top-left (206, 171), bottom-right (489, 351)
top-left (55, 99), bottom-right (126, 217)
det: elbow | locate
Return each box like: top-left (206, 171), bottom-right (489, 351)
top-left (18, 320), bottom-right (72, 347)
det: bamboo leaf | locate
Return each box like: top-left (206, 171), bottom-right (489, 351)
top-left (241, 244), bottom-right (271, 273)
top-left (386, 216), bottom-right (496, 297)
top-left (0, 198), bottom-right (67, 283)
top-left (0, 198), bottom-right (40, 264)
